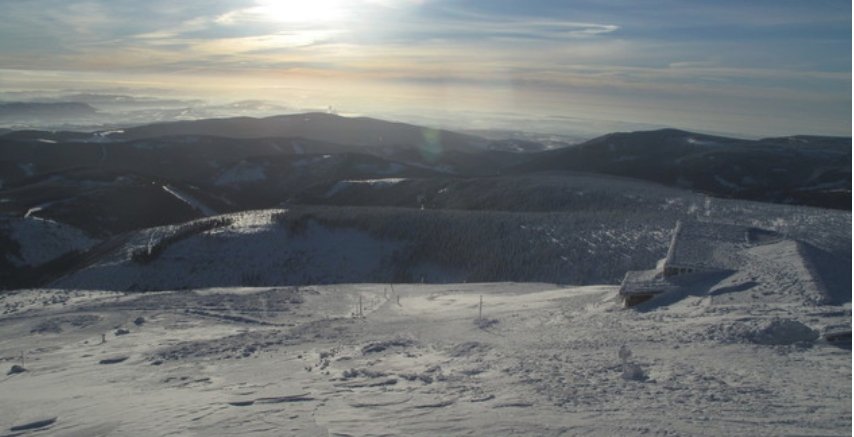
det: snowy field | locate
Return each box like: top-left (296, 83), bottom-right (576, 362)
top-left (0, 282), bottom-right (849, 436)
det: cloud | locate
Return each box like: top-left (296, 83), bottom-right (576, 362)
top-left (0, 0), bottom-right (848, 136)
top-left (399, 19), bottom-right (621, 42)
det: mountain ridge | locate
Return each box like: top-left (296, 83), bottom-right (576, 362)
top-left (511, 127), bottom-right (851, 210)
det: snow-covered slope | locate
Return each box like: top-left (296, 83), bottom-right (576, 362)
top-left (55, 210), bottom-right (407, 290)
top-left (512, 129), bottom-right (851, 210)
top-left (49, 207), bottom-right (672, 290)
top-left (161, 185), bottom-right (217, 216)
top-left (0, 216), bottom-right (96, 268)
top-left (0, 170), bottom-right (216, 236)
top-left (51, 197), bottom-right (849, 299)
top-left (0, 282), bottom-right (848, 435)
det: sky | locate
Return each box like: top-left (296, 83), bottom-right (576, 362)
top-left (0, 0), bottom-right (850, 137)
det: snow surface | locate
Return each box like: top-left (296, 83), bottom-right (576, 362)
top-left (24, 203), bottom-right (51, 219)
top-left (1, 189), bottom-right (846, 434)
top-left (161, 185), bottom-right (217, 216)
top-left (48, 200), bottom-right (850, 297)
top-left (2, 217), bottom-right (97, 267)
top-left (55, 211), bottom-right (406, 290)
top-left (685, 137), bottom-right (720, 146)
top-left (0, 282), bottom-right (848, 435)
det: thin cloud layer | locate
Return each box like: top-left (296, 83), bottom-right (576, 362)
top-left (0, 0), bottom-right (849, 136)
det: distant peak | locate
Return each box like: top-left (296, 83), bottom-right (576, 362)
top-left (648, 127), bottom-right (691, 135)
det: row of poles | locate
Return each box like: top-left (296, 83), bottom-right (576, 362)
top-left (356, 285), bottom-right (484, 321)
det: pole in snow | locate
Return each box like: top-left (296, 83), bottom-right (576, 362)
top-left (479, 295), bottom-right (483, 321)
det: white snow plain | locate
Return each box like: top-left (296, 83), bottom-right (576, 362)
top-left (0, 281), bottom-right (849, 436)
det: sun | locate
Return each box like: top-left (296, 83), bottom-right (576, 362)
top-left (253, 0), bottom-right (350, 23)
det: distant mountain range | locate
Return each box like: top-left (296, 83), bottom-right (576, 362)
top-left (0, 112), bottom-right (850, 289)
top-left (512, 128), bottom-right (851, 210)
top-left (110, 112), bottom-right (489, 150)
top-left (2, 114), bottom-right (849, 212)
top-left (0, 102), bottom-right (97, 121)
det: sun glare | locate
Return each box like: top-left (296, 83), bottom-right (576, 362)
top-left (254, 0), bottom-right (350, 23)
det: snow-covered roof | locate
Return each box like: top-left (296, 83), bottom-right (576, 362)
top-left (623, 269), bottom-right (660, 283)
top-left (664, 220), bottom-right (749, 272)
top-left (619, 269), bottom-right (675, 295)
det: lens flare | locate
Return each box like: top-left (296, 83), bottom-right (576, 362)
top-left (419, 128), bottom-right (443, 163)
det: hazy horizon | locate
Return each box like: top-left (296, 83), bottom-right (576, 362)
top-left (0, 0), bottom-right (851, 138)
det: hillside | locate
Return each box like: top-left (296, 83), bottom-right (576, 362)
top-left (512, 129), bottom-right (851, 209)
top-left (294, 173), bottom-right (703, 212)
top-left (50, 194), bottom-right (850, 294)
top-left (0, 169), bottom-right (218, 236)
